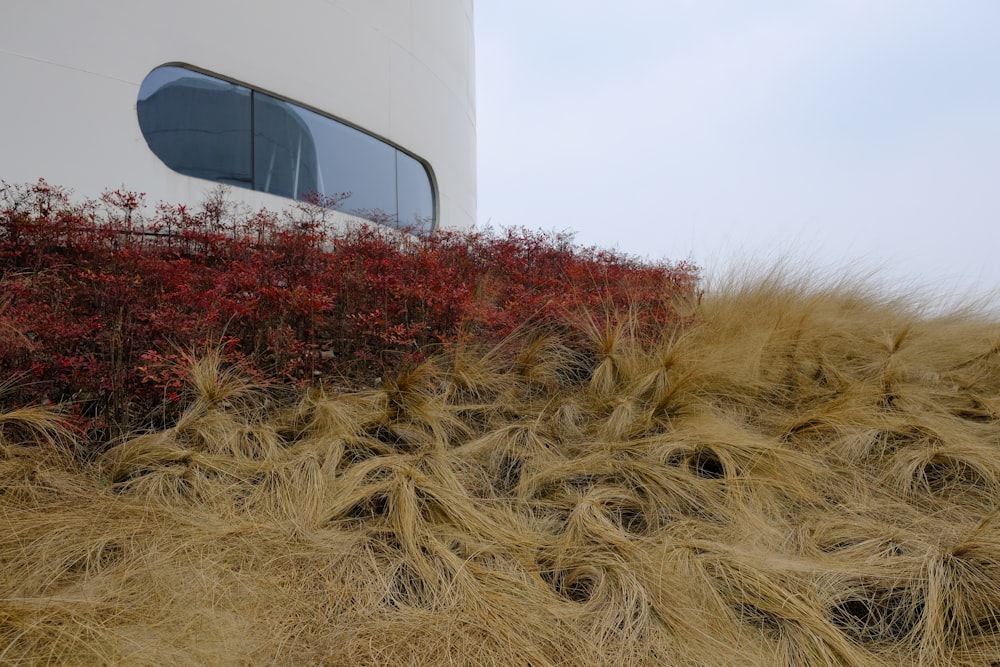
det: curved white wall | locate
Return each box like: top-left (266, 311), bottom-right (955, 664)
top-left (0, 0), bottom-right (476, 230)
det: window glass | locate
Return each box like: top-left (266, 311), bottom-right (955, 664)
top-left (290, 102), bottom-right (398, 221)
top-left (252, 94), bottom-right (320, 199)
top-left (137, 65), bottom-right (436, 230)
top-left (137, 67), bottom-right (252, 187)
top-left (396, 151), bottom-right (434, 233)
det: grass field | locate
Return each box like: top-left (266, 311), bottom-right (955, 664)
top-left (3, 268), bottom-right (999, 665)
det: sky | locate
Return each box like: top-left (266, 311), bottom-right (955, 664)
top-left (474, 1), bottom-right (1000, 307)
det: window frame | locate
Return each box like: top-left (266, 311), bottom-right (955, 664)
top-left (137, 62), bottom-right (438, 232)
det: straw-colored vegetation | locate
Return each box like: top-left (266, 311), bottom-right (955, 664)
top-left (3, 274), bottom-right (1000, 665)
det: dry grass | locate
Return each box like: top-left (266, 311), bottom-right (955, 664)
top-left (3, 274), bottom-right (1000, 665)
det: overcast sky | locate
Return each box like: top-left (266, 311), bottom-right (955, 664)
top-left (474, 2), bottom-right (1000, 307)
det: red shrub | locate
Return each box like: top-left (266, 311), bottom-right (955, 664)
top-left (0, 180), bottom-right (699, 444)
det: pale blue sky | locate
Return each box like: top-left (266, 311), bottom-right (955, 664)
top-left (475, 2), bottom-right (1000, 306)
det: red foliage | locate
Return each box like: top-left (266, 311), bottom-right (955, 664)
top-left (0, 180), bottom-right (699, 441)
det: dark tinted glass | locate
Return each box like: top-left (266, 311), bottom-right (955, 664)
top-left (137, 67), bottom-right (251, 187)
top-left (281, 100), bottom-right (398, 219)
top-left (137, 66), bottom-right (436, 230)
top-left (396, 151), bottom-right (434, 232)
top-left (252, 94), bottom-right (320, 199)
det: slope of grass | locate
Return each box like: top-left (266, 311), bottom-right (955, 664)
top-left (3, 273), bottom-right (999, 665)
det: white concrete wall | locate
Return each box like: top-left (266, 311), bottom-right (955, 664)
top-left (0, 0), bottom-right (476, 230)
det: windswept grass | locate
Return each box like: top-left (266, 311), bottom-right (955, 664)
top-left (2, 274), bottom-right (1000, 665)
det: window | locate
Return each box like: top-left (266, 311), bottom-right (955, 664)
top-left (137, 68), bottom-right (251, 187)
top-left (137, 65), bottom-right (436, 232)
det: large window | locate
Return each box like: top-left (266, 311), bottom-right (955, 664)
top-left (137, 65), bottom-right (436, 232)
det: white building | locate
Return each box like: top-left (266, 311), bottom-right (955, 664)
top-left (0, 1), bottom-right (476, 231)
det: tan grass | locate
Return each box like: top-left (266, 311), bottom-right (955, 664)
top-left (3, 272), bottom-right (1000, 664)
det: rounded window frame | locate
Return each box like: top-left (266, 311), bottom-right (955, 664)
top-left (136, 62), bottom-right (438, 232)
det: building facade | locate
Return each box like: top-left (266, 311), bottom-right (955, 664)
top-left (0, 1), bottom-right (476, 231)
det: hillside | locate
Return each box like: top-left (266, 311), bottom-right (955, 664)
top-left (2, 184), bottom-right (1000, 665)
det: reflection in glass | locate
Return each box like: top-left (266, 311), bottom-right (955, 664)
top-left (296, 104), bottom-right (397, 219)
top-left (396, 151), bottom-right (434, 232)
top-left (137, 67), bottom-right (251, 186)
top-left (253, 94), bottom-right (319, 199)
top-left (137, 65), bottom-right (436, 230)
